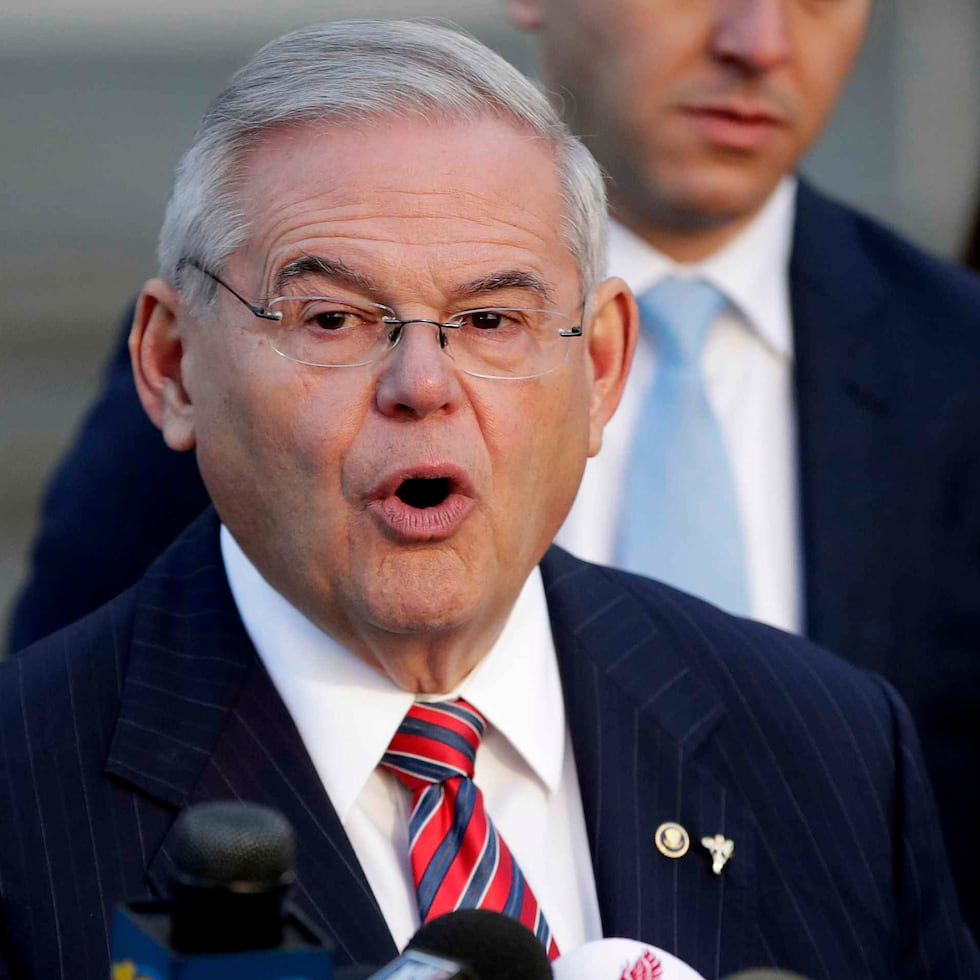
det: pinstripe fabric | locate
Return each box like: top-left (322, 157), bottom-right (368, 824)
top-left (382, 700), bottom-right (559, 959)
top-left (0, 513), bottom-right (394, 979)
top-left (0, 511), bottom-right (975, 979)
top-left (542, 546), bottom-right (978, 978)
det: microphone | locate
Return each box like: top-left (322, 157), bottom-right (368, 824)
top-left (552, 938), bottom-right (705, 979)
top-left (407, 908), bottom-right (553, 980)
top-left (110, 800), bottom-right (335, 978)
top-left (335, 909), bottom-right (550, 979)
top-left (343, 948), bottom-right (474, 979)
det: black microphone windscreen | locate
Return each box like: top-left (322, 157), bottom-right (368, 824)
top-left (171, 800), bottom-right (295, 890)
top-left (408, 909), bottom-right (552, 980)
top-left (169, 801), bottom-right (296, 952)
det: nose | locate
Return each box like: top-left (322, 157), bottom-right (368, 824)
top-left (713, 0), bottom-right (792, 73)
top-left (375, 319), bottom-right (463, 419)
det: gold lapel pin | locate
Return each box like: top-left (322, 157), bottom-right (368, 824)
top-left (654, 821), bottom-right (690, 859)
top-left (701, 833), bottom-right (734, 875)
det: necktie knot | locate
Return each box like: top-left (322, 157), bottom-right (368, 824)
top-left (637, 276), bottom-right (726, 368)
top-left (382, 699), bottom-right (486, 793)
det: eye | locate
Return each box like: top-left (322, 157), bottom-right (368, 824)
top-left (455, 309), bottom-right (523, 332)
top-left (468, 310), bottom-right (506, 330)
top-left (308, 309), bottom-right (356, 331)
top-left (290, 299), bottom-right (379, 332)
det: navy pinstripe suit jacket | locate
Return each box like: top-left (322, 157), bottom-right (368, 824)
top-left (0, 511), bottom-right (976, 979)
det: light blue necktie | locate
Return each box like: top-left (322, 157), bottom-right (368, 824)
top-left (616, 277), bottom-right (750, 615)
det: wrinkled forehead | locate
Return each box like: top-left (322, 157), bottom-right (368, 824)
top-left (230, 114), bottom-right (581, 303)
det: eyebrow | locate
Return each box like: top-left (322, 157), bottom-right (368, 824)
top-left (274, 256), bottom-right (555, 307)
top-left (448, 270), bottom-right (556, 307)
top-left (273, 255), bottom-right (384, 297)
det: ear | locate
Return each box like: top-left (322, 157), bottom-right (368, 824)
top-left (505, 0), bottom-right (544, 31)
top-left (130, 277), bottom-right (197, 452)
top-left (584, 276), bottom-right (638, 458)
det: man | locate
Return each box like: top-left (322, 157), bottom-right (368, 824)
top-left (0, 20), bottom-right (975, 980)
top-left (505, 0), bottom-right (980, 933)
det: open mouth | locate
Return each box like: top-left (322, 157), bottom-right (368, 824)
top-left (370, 468), bottom-right (475, 540)
top-left (395, 477), bottom-right (452, 509)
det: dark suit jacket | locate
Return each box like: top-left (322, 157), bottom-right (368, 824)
top-left (0, 512), bottom-right (976, 979)
top-left (8, 181), bottom-right (980, 931)
top-left (790, 183), bottom-right (980, 930)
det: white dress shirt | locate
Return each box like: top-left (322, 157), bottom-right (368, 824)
top-left (220, 526), bottom-right (603, 953)
top-left (556, 177), bottom-right (803, 633)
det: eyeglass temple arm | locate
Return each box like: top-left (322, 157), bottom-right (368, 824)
top-left (176, 258), bottom-right (283, 321)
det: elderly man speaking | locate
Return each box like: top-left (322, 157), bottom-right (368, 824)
top-left (0, 20), bottom-right (974, 980)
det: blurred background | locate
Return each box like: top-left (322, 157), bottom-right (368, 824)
top-left (2, 0), bottom-right (979, 638)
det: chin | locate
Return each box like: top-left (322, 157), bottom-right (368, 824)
top-left (365, 591), bottom-right (479, 638)
top-left (618, 158), bottom-right (782, 235)
top-left (359, 548), bottom-right (490, 635)
top-left (664, 161), bottom-right (785, 224)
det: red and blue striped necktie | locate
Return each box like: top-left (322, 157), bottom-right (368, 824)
top-left (381, 698), bottom-right (559, 960)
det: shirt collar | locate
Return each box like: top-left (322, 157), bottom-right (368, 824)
top-left (607, 176), bottom-right (797, 360)
top-left (455, 564), bottom-right (565, 796)
top-left (220, 526), bottom-right (565, 821)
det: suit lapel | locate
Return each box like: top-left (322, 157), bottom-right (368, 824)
top-left (791, 181), bottom-right (899, 672)
top-left (103, 510), bottom-right (396, 966)
top-left (542, 549), bottom-right (762, 974)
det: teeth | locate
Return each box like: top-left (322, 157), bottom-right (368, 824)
top-left (395, 477), bottom-right (451, 509)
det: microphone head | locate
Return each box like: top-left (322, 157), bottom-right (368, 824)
top-left (171, 800), bottom-right (295, 892)
top-left (409, 909), bottom-right (553, 980)
top-left (552, 938), bottom-right (706, 979)
top-left (169, 801), bottom-right (297, 952)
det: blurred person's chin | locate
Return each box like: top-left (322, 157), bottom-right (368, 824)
top-left (612, 164), bottom-right (780, 241)
top-left (602, 124), bottom-right (795, 244)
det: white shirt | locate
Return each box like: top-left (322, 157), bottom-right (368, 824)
top-left (220, 525), bottom-right (603, 953)
top-left (556, 178), bottom-right (803, 633)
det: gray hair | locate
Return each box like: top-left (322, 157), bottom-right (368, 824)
top-left (158, 19), bottom-right (607, 307)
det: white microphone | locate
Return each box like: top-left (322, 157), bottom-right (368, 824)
top-left (553, 938), bottom-right (707, 980)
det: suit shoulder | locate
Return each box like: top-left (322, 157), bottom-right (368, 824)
top-left (853, 213), bottom-right (980, 310)
top-left (548, 549), bottom-right (899, 728)
top-left (0, 590), bottom-right (137, 745)
top-left (627, 562), bottom-right (878, 676)
top-left (797, 184), bottom-right (980, 344)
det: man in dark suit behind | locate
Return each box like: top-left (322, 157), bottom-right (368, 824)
top-left (0, 18), bottom-right (976, 980)
top-left (509, 0), bottom-right (980, 936)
